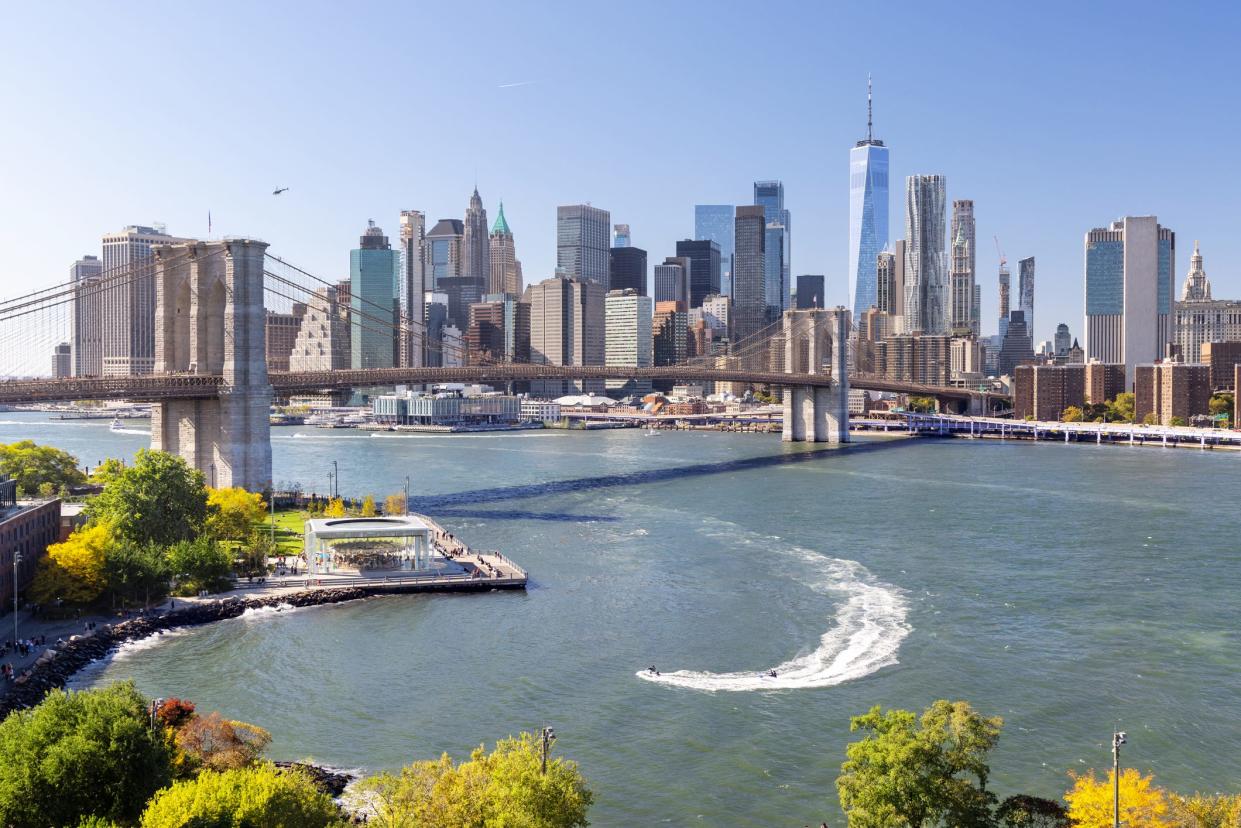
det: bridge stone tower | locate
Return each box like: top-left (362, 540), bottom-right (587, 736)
top-left (781, 308), bottom-right (850, 442)
top-left (150, 239), bottom-right (272, 491)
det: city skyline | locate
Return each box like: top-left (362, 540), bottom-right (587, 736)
top-left (2, 3), bottom-right (1240, 349)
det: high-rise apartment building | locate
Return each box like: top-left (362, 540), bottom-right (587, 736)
top-left (700, 294), bottom-right (731, 339)
top-left (1018, 256), bottom-right (1036, 340)
top-left (795, 274), bottom-right (825, 309)
top-left (1134, 362), bottom-right (1211, 426)
top-left (1173, 242), bottom-right (1241, 360)
top-left (1201, 341), bottom-right (1241, 391)
top-left (556, 204), bottom-right (610, 289)
top-left (488, 203), bottom-right (523, 297)
top-left (653, 300), bottom-right (688, 368)
top-left (52, 343), bottom-right (71, 378)
top-left (754, 180), bottom-right (790, 319)
top-left (609, 246), bottom-right (647, 295)
top-left (732, 205), bottom-right (767, 344)
top-left (675, 239), bottom-right (721, 307)
top-left (654, 258), bottom-right (689, 305)
top-left (849, 78), bottom-right (889, 320)
top-left (949, 200), bottom-right (976, 335)
top-left (903, 176), bottom-right (947, 335)
top-left (100, 225), bottom-right (182, 376)
top-left (695, 205), bottom-right (734, 296)
top-left (876, 241), bottom-right (906, 331)
top-left (1085, 361), bottom-right (1126, 404)
top-left (349, 221), bottom-right (400, 370)
top-left (462, 188), bottom-right (490, 290)
top-left (613, 224), bottom-right (631, 248)
top-left (527, 276), bottom-right (605, 396)
top-left (1014, 364), bottom-right (1086, 421)
top-left (1084, 216), bottom-right (1176, 385)
top-left (604, 289), bottom-right (653, 395)
top-left (874, 334), bottom-right (951, 385)
top-left (998, 263), bottom-right (1011, 338)
top-left (70, 255), bottom-right (103, 376)
top-left (398, 210), bottom-right (426, 368)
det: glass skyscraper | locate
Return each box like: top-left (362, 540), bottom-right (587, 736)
top-left (904, 175), bottom-right (948, 335)
top-left (849, 79), bottom-right (889, 320)
top-left (754, 181), bottom-right (790, 318)
top-left (350, 221), bottom-right (401, 370)
top-left (694, 205), bottom-right (734, 295)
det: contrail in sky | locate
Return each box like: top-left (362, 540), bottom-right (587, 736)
top-left (497, 81), bottom-right (535, 88)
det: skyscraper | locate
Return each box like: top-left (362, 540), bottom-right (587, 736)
top-left (877, 240), bottom-right (906, 331)
top-left (998, 263), bottom-right (1011, 338)
top-left (1084, 216), bottom-right (1175, 385)
top-left (100, 225), bottom-right (182, 376)
top-left (52, 343), bottom-right (71, 378)
top-left (675, 239), bottom-right (721, 307)
top-left (604, 289), bottom-right (653, 395)
top-left (732, 206), bottom-right (767, 344)
top-left (527, 276), bottom-right (605, 396)
top-left (424, 218), bottom-right (464, 286)
top-left (1054, 323), bottom-right (1072, 357)
top-left (462, 187), bottom-right (490, 290)
top-left (695, 205), bottom-right (735, 296)
top-left (556, 204), bottom-right (610, 289)
top-left (613, 224), bottom-right (631, 248)
top-left (903, 175), bottom-right (948, 334)
top-left (398, 210), bottom-right (426, 368)
top-left (1172, 242), bottom-right (1241, 361)
top-left (654, 258), bottom-right (690, 305)
top-left (1018, 256), bottom-right (1036, 340)
top-left (71, 255), bottom-right (103, 376)
top-left (754, 180), bottom-right (790, 318)
top-left (997, 310), bottom-right (1034, 376)
top-left (609, 246), bottom-right (647, 295)
top-left (849, 77), bottom-right (890, 320)
top-left (488, 202), bottom-right (522, 296)
top-left (949, 200), bottom-right (976, 335)
top-left (349, 221), bottom-right (400, 370)
top-left (795, 274), bottom-right (825, 309)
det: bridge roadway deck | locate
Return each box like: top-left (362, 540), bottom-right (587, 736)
top-left (0, 365), bottom-right (999, 404)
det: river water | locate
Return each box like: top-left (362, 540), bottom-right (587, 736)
top-left (4, 413), bottom-right (1237, 825)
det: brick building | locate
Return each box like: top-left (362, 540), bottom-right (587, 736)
top-left (1134, 363), bottom-right (1212, 426)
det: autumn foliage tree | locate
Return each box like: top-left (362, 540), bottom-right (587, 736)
top-left (206, 487), bottom-right (267, 542)
top-left (174, 712), bottom-right (272, 772)
top-left (1065, 767), bottom-right (1173, 828)
top-left (384, 493), bottom-right (406, 516)
top-left (30, 523), bottom-right (112, 604)
top-left (140, 764), bottom-right (344, 828)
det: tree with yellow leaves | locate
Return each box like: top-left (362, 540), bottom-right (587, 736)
top-left (30, 523), bottom-right (113, 605)
top-left (360, 495), bottom-right (377, 517)
top-left (383, 493), bottom-right (406, 516)
top-left (206, 487), bottom-right (267, 542)
top-left (323, 498), bottom-right (346, 518)
top-left (1065, 767), bottom-right (1173, 828)
top-left (1169, 792), bottom-right (1241, 827)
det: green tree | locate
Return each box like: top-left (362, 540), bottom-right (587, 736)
top-left (1169, 415), bottom-right (1187, 427)
top-left (104, 541), bottom-right (170, 608)
top-left (0, 682), bottom-right (172, 827)
top-left (1061, 406), bottom-right (1084, 422)
top-left (356, 731), bottom-right (593, 828)
top-left (1143, 412), bottom-right (1159, 425)
top-left (206, 486), bottom-right (267, 542)
top-left (995, 794), bottom-right (1069, 827)
top-left (140, 764), bottom-right (345, 828)
top-left (167, 535), bottom-right (233, 595)
top-left (236, 531), bottom-right (276, 578)
top-left (0, 440), bottom-right (85, 498)
top-left (87, 449), bottom-right (208, 547)
top-left (1107, 392), bottom-right (1136, 423)
top-left (30, 523), bottom-right (113, 605)
top-left (88, 458), bottom-right (126, 486)
top-left (907, 397), bottom-right (937, 414)
top-left (836, 700), bottom-right (1002, 828)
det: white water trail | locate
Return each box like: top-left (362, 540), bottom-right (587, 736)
top-left (637, 550), bottom-right (910, 692)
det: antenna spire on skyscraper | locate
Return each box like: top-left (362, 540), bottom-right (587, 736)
top-left (867, 74), bottom-right (873, 142)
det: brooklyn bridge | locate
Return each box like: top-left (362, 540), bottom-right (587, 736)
top-left (0, 238), bottom-right (1007, 489)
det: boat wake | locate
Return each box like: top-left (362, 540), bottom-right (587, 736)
top-left (636, 551), bottom-right (910, 692)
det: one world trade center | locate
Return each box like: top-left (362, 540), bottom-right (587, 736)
top-left (848, 77), bottom-right (889, 321)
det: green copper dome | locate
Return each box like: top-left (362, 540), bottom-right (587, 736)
top-left (492, 201), bottom-right (511, 235)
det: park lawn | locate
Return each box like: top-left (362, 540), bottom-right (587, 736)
top-left (255, 508), bottom-right (306, 556)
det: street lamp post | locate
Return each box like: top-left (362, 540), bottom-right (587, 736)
top-left (1112, 730), bottom-right (1126, 828)
top-left (539, 726), bottom-right (556, 775)
top-left (332, 460), bottom-right (339, 498)
top-left (403, 476), bottom-right (410, 515)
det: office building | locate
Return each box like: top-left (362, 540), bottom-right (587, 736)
top-left (613, 224), bottom-right (631, 248)
top-left (1054, 323), bottom-right (1072, 357)
top-left (1014, 364), bottom-right (1086, 421)
top-left (998, 263), bottom-right (1012, 338)
top-left (732, 205), bottom-right (767, 344)
top-left (465, 300), bottom-right (506, 364)
top-left (289, 287), bottom-right (350, 371)
top-left (755, 180), bottom-right (790, 318)
top-left (950, 336), bottom-right (985, 382)
top-left (849, 78), bottom-right (890, 320)
top-left (462, 188), bottom-right (490, 291)
top-left (949, 200), bottom-right (976, 335)
top-left (997, 310), bottom-right (1034, 376)
top-left (1085, 361), bottom-right (1126, 404)
top-left (654, 257), bottom-right (690, 305)
top-left (700, 294), bottom-right (731, 339)
top-left (424, 218), bottom-right (464, 286)
top-left (556, 204), bottom-right (610, 289)
top-left (1018, 256), bottom-right (1036, 340)
top-left (874, 334), bottom-right (951, 385)
top-left (527, 276), bottom-right (605, 396)
top-left (52, 343), bottom-right (71, 378)
top-left (265, 305), bottom-right (307, 372)
top-left (1201, 341), bottom-right (1241, 390)
top-left (349, 221), bottom-right (400, 370)
top-left (876, 241), bottom-right (906, 331)
top-left (1173, 243), bottom-right (1241, 360)
top-left (398, 210), bottom-right (426, 368)
top-left (795, 274), bottom-right (825, 309)
top-left (70, 255), bottom-right (103, 376)
top-left (695, 205), bottom-right (734, 296)
top-left (609, 246), bottom-right (647, 295)
top-left (1134, 362), bottom-right (1211, 426)
top-left (653, 300), bottom-right (688, 390)
top-left (1084, 216), bottom-right (1176, 385)
top-left (101, 225), bottom-right (182, 376)
top-left (488, 202), bottom-right (523, 297)
top-left (675, 239), bottom-right (721, 307)
top-left (423, 291), bottom-right (449, 368)
top-left (604, 289), bottom-right (653, 395)
top-left (436, 276), bottom-right (484, 333)
top-left (903, 175), bottom-right (948, 334)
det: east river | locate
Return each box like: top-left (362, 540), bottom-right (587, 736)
top-left (3, 412), bottom-right (1237, 825)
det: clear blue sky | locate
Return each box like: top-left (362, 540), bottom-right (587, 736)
top-left (2, 0), bottom-right (1239, 346)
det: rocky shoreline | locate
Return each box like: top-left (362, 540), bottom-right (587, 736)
top-left (0, 587), bottom-right (372, 718)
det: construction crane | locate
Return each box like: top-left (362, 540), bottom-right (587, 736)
top-left (993, 235), bottom-right (1007, 269)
